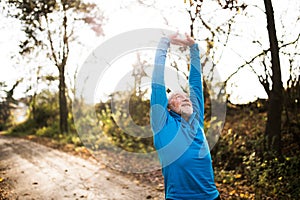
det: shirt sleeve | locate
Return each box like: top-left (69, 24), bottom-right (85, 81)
top-left (150, 37), bottom-right (170, 133)
top-left (189, 43), bottom-right (204, 126)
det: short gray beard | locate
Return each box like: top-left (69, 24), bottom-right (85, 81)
top-left (180, 105), bottom-right (193, 116)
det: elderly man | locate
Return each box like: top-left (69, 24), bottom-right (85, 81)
top-left (150, 33), bottom-right (220, 200)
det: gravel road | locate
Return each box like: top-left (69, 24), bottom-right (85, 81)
top-left (0, 136), bottom-right (164, 200)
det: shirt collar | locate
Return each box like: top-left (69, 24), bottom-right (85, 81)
top-left (169, 110), bottom-right (181, 121)
top-left (169, 110), bottom-right (197, 125)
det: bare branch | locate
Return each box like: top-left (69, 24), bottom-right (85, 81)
top-left (45, 13), bottom-right (59, 67)
top-left (225, 34), bottom-right (300, 85)
top-left (224, 50), bottom-right (267, 85)
top-left (61, 5), bottom-right (70, 68)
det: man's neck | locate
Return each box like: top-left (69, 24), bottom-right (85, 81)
top-left (181, 113), bottom-right (191, 122)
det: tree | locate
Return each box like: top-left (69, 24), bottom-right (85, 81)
top-left (94, 53), bottom-right (152, 152)
top-left (185, 0), bottom-right (247, 81)
top-left (263, 0), bottom-right (283, 155)
top-left (0, 80), bottom-right (22, 130)
top-left (183, 0), bottom-right (299, 155)
top-left (222, 0), bottom-right (299, 155)
top-left (4, 0), bottom-right (103, 133)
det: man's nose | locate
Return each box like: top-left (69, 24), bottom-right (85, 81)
top-left (183, 97), bottom-right (190, 102)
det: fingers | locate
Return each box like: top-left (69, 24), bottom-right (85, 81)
top-left (171, 38), bottom-right (187, 45)
top-left (168, 32), bottom-right (179, 41)
top-left (185, 33), bottom-right (195, 46)
top-left (168, 32), bottom-right (195, 46)
top-left (168, 32), bottom-right (181, 45)
top-left (185, 33), bottom-right (192, 39)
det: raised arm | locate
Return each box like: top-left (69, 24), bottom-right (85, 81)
top-left (189, 41), bottom-right (204, 125)
top-left (170, 33), bottom-right (204, 124)
top-left (150, 37), bottom-right (170, 133)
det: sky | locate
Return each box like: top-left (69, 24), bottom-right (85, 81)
top-left (0, 0), bottom-right (299, 104)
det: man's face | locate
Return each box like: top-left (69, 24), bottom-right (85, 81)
top-left (169, 93), bottom-right (193, 116)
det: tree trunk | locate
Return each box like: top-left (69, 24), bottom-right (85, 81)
top-left (263, 0), bottom-right (283, 155)
top-left (59, 66), bottom-right (68, 134)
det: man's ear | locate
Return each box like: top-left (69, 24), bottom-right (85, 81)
top-left (167, 104), bottom-right (171, 111)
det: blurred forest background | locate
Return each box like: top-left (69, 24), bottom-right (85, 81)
top-left (0, 0), bottom-right (299, 199)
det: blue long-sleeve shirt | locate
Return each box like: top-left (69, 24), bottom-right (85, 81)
top-left (150, 37), bottom-right (219, 200)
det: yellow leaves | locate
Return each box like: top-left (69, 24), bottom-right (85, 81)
top-left (71, 136), bottom-right (81, 145)
top-left (190, 0), bottom-right (194, 6)
top-left (217, 170), bottom-right (255, 199)
top-left (99, 164), bottom-right (106, 169)
top-left (220, 171), bottom-right (242, 185)
top-left (207, 40), bottom-right (214, 49)
top-left (234, 174), bottom-right (242, 179)
top-left (0, 177), bottom-right (4, 182)
top-left (239, 192), bottom-right (251, 199)
top-left (229, 173), bottom-right (242, 180)
top-left (229, 189), bottom-right (252, 199)
top-left (229, 189), bottom-right (236, 195)
top-left (156, 183), bottom-right (164, 191)
top-left (27, 135), bottom-right (36, 139)
top-left (184, 0), bottom-right (194, 7)
top-left (74, 146), bottom-right (89, 155)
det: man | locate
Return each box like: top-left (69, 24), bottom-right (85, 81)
top-left (150, 33), bottom-right (220, 200)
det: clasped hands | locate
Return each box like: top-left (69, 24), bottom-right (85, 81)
top-left (168, 32), bottom-right (195, 47)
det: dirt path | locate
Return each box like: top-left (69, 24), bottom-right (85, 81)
top-left (0, 135), bottom-right (164, 200)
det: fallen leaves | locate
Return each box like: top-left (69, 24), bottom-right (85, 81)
top-left (19, 131), bottom-right (256, 199)
top-left (215, 169), bottom-right (255, 199)
top-left (234, 174), bottom-right (242, 179)
top-left (155, 183), bottom-right (164, 191)
top-left (0, 176), bottom-right (11, 200)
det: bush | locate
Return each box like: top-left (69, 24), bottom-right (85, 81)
top-left (212, 102), bottom-right (300, 199)
top-left (95, 92), bottom-right (154, 153)
top-left (9, 90), bottom-right (64, 138)
top-left (9, 118), bottom-right (37, 136)
top-left (244, 154), bottom-right (300, 199)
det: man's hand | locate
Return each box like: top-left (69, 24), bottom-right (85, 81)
top-left (168, 33), bottom-right (195, 47)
